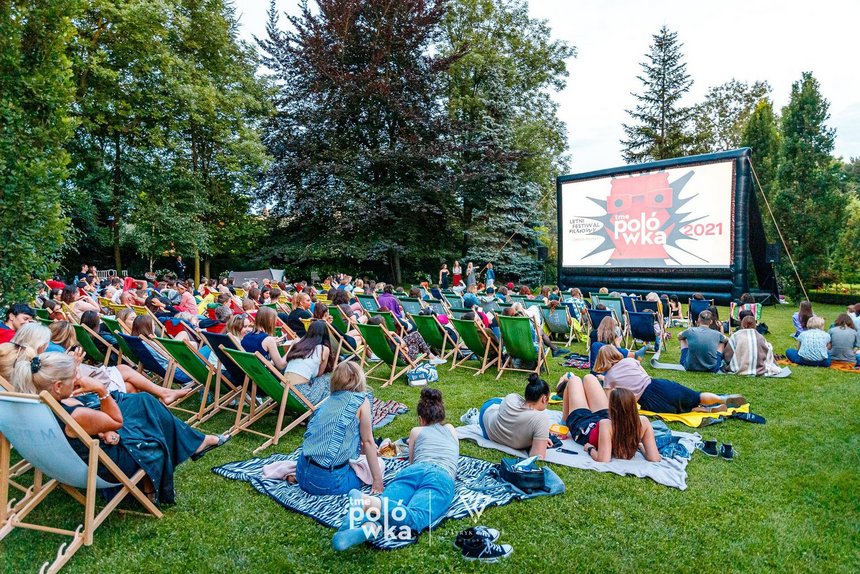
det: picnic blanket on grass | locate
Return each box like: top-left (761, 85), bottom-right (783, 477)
top-left (639, 403), bottom-right (750, 428)
top-left (776, 359), bottom-right (859, 374)
top-left (213, 449), bottom-right (562, 549)
top-left (371, 398), bottom-right (409, 429)
top-left (457, 411), bottom-right (698, 490)
top-left (650, 355), bottom-right (792, 378)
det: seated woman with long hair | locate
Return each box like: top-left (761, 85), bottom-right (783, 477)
top-left (334, 388), bottom-right (458, 551)
top-left (240, 306), bottom-right (293, 370)
top-left (11, 351), bottom-right (228, 504)
top-left (130, 315), bottom-right (193, 384)
top-left (61, 284), bottom-right (100, 322)
top-left (47, 321), bottom-right (192, 405)
top-left (366, 316), bottom-right (446, 365)
top-left (314, 302), bottom-right (362, 351)
top-left (559, 372), bottom-right (660, 462)
top-left (282, 320), bottom-right (334, 405)
top-left (589, 316), bottom-right (645, 369)
top-left (297, 362), bottom-right (382, 496)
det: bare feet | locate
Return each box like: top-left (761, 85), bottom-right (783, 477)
top-left (162, 385), bottom-right (195, 406)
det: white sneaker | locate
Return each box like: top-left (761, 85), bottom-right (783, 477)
top-left (460, 407), bottom-right (479, 425)
top-left (429, 357), bottom-right (447, 366)
top-left (368, 353), bottom-right (381, 363)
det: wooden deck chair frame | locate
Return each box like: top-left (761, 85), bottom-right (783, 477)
top-left (496, 315), bottom-right (547, 380)
top-left (448, 317), bottom-right (501, 376)
top-left (540, 305), bottom-right (579, 346)
top-left (0, 376), bottom-right (38, 517)
top-left (73, 323), bottom-right (121, 367)
top-left (220, 348), bottom-right (320, 454)
top-left (154, 337), bottom-right (241, 428)
top-left (0, 391), bottom-right (161, 573)
top-left (407, 312), bottom-right (457, 361)
top-left (355, 323), bottom-right (425, 388)
top-left (325, 322), bottom-right (366, 368)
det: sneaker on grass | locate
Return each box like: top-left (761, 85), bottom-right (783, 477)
top-left (460, 537), bottom-right (512, 562)
top-left (428, 357), bottom-right (447, 366)
top-left (454, 526), bottom-right (500, 550)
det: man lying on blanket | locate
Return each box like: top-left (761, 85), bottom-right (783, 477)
top-left (334, 388), bottom-right (459, 551)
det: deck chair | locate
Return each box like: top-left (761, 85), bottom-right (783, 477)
top-left (522, 299), bottom-right (544, 310)
top-left (408, 313), bottom-right (457, 360)
top-left (368, 309), bottom-right (400, 334)
top-left (72, 323), bottom-right (120, 367)
top-left (399, 298), bottom-right (423, 316)
top-left (441, 292), bottom-right (463, 309)
top-left (35, 308), bottom-right (50, 321)
top-left (688, 298), bottom-right (713, 325)
top-left (540, 305), bottom-right (580, 346)
top-left (116, 334), bottom-right (190, 389)
top-left (627, 311), bottom-right (661, 354)
top-left (0, 376), bottom-right (37, 516)
top-left (600, 296), bottom-right (626, 329)
top-left (729, 302), bottom-right (762, 324)
top-left (586, 308), bottom-right (614, 332)
top-left (101, 317), bottom-right (140, 368)
top-left (496, 315), bottom-right (547, 380)
top-left (155, 337), bottom-right (241, 427)
top-left (621, 295), bottom-right (638, 316)
top-left (589, 292), bottom-right (601, 307)
top-left (659, 295), bottom-right (671, 325)
top-left (480, 298), bottom-right (501, 314)
top-left (219, 347), bottom-right (320, 453)
top-left (325, 323), bottom-right (366, 367)
top-left (448, 317), bottom-right (500, 375)
top-left (425, 299), bottom-right (447, 315)
top-left (0, 391), bottom-right (161, 573)
top-left (355, 294), bottom-right (380, 312)
top-left (36, 316), bottom-right (54, 327)
top-left (355, 323), bottom-right (425, 387)
top-left (447, 307), bottom-right (472, 320)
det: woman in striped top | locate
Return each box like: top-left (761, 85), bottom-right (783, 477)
top-left (296, 362), bottom-right (382, 496)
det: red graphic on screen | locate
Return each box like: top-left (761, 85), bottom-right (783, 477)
top-left (584, 170), bottom-right (705, 265)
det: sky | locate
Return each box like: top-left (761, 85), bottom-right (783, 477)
top-left (233, 0), bottom-right (860, 174)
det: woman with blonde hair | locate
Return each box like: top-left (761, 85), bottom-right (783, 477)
top-left (116, 308), bottom-right (137, 333)
top-left (12, 351), bottom-right (228, 504)
top-left (592, 345), bottom-right (745, 414)
top-left (226, 313), bottom-right (252, 339)
top-left (786, 315), bottom-right (831, 367)
top-left (296, 361), bottom-right (383, 496)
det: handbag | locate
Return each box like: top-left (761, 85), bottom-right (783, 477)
top-left (498, 457), bottom-right (546, 493)
top-left (405, 362), bottom-right (438, 387)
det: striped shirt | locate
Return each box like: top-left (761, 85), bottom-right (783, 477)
top-left (301, 391), bottom-right (366, 468)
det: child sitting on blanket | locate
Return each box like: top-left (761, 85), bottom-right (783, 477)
top-left (559, 372), bottom-right (661, 462)
top-left (333, 388), bottom-right (458, 551)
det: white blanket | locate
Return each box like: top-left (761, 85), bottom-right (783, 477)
top-left (457, 411), bottom-right (699, 490)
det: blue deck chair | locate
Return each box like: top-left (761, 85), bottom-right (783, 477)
top-left (627, 311), bottom-right (661, 353)
top-left (586, 308), bottom-right (614, 333)
top-left (688, 298), bottom-right (713, 325)
top-left (622, 295), bottom-right (638, 316)
top-left (116, 333), bottom-right (191, 387)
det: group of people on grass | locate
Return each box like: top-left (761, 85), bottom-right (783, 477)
top-left (786, 301), bottom-right (860, 368)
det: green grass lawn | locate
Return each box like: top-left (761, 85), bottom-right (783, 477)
top-left (2, 303), bottom-right (859, 573)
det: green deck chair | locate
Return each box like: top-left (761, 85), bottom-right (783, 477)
top-left (449, 317), bottom-right (500, 376)
top-left (72, 323), bottom-right (119, 367)
top-left (540, 305), bottom-right (581, 346)
top-left (220, 347), bottom-right (320, 453)
top-left (326, 322), bottom-right (366, 367)
top-left (101, 316), bottom-right (140, 367)
top-left (355, 323), bottom-right (424, 387)
top-left (400, 298), bottom-right (424, 316)
top-left (36, 317), bottom-right (54, 327)
top-left (447, 307), bottom-right (472, 320)
top-left (155, 337), bottom-right (241, 427)
top-left (408, 313), bottom-right (456, 360)
top-left (368, 309), bottom-right (400, 333)
top-left (35, 308), bottom-right (50, 321)
top-left (356, 294), bottom-right (380, 312)
top-left (496, 315), bottom-right (547, 380)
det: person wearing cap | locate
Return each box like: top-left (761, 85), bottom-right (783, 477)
top-left (0, 303), bottom-right (36, 344)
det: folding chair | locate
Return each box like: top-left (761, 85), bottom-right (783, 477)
top-left (72, 323), bottom-right (120, 367)
top-left (621, 295), bottom-right (638, 316)
top-left (496, 315), bottom-right (547, 380)
top-left (35, 308), bottom-right (50, 321)
top-left (600, 296), bottom-right (626, 329)
top-left (0, 391), bottom-right (161, 573)
top-left (0, 375), bottom-right (36, 519)
top-left (368, 309), bottom-right (400, 333)
top-left (688, 298), bottom-right (713, 325)
top-left (522, 299), bottom-right (544, 311)
top-left (441, 292), bottom-right (463, 309)
top-left (355, 323), bottom-right (425, 387)
top-left (447, 307), bottom-right (472, 320)
top-left (448, 317), bottom-right (500, 376)
top-left (627, 311), bottom-right (661, 354)
top-left (399, 298), bottom-right (424, 316)
top-left (155, 337), bottom-right (241, 428)
top-left (36, 316), bottom-right (54, 327)
top-left (355, 294), bottom-right (380, 313)
top-left (102, 318), bottom-right (141, 368)
top-left (116, 333), bottom-right (191, 393)
top-left (408, 313), bottom-right (457, 361)
top-left (220, 347), bottom-right (320, 454)
top-left (589, 292), bottom-right (601, 307)
top-left (325, 322), bottom-right (366, 368)
top-left (540, 305), bottom-right (580, 346)
top-left (586, 308), bottom-right (614, 333)
top-left (480, 298), bottom-right (501, 314)
top-left (425, 299), bottom-right (447, 315)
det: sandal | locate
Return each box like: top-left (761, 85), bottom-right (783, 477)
top-left (191, 433), bottom-right (231, 461)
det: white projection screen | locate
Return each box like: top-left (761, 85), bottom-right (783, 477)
top-left (559, 160), bottom-right (734, 268)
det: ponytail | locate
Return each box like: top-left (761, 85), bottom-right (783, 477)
top-left (11, 352), bottom-right (76, 395)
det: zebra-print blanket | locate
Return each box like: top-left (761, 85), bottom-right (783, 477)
top-left (213, 450), bottom-right (549, 549)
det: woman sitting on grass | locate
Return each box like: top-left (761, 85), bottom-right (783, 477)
top-left (334, 388), bottom-right (458, 551)
top-left (297, 362), bottom-right (382, 496)
top-left (592, 345), bottom-right (746, 414)
top-left (12, 351), bottom-right (228, 505)
top-left (828, 313), bottom-right (860, 367)
top-left (559, 371), bottom-right (661, 462)
top-left (786, 316), bottom-right (831, 367)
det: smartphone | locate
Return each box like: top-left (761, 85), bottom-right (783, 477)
top-left (557, 448), bottom-right (578, 455)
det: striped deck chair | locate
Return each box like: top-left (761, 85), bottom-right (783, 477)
top-left (496, 315), bottom-right (547, 380)
top-left (0, 391), bottom-right (161, 573)
top-left (220, 347), bottom-right (320, 453)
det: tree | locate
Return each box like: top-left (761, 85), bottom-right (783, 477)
top-left (773, 72), bottom-right (846, 294)
top-left (693, 79), bottom-right (771, 152)
top-left (442, 0), bottom-right (574, 282)
top-left (741, 98), bottom-right (781, 200)
top-left (621, 26), bottom-right (695, 163)
top-left (0, 0), bottom-right (78, 306)
top-left (259, 0), bottom-right (456, 283)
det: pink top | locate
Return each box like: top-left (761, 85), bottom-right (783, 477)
top-left (177, 291), bottom-right (198, 315)
top-left (603, 357), bottom-right (651, 400)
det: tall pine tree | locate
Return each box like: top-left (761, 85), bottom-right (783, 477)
top-left (741, 98), bottom-right (780, 202)
top-left (0, 0), bottom-right (78, 305)
top-left (773, 72), bottom-right (846, 293)
top-left (621, 26), bottom-right (695, 163)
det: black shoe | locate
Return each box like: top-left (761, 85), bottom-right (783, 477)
top-left (454, 526), bottom-right (500, 550)
top-left (720, 443), bottom-right (736, 461)
top-left (698, 439), bottom-right (718, 457)
top-left (461, 537), bottom-right (513, 562)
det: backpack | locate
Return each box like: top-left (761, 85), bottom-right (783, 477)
top-left (405, 362), bottom-right (438, 387)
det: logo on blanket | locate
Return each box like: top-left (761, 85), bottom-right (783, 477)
top-left (347, 497), bottom-right (415, 542)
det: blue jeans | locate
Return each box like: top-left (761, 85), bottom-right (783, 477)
top-left (680, 348), bottom-right (723, 373)
top-left (785, 348), bottom-right (831, 368)
top-left (478, 398), bottom-right (503, 439)
top-left (378, 463), bottom-right (455, 535)
top-left (296, 455), bottom-right (362, 496)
